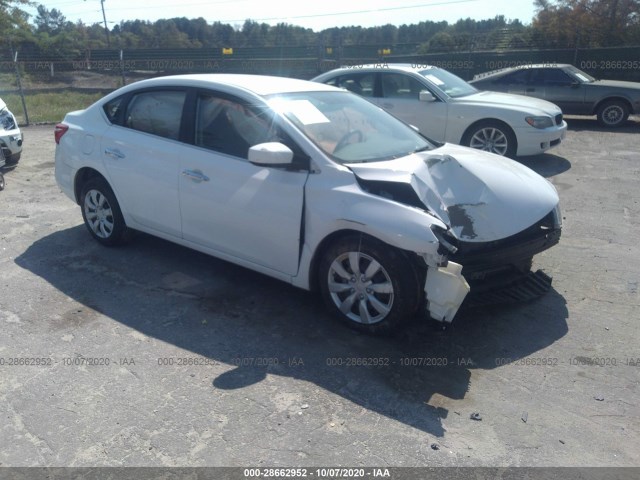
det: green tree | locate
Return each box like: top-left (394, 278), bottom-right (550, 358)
top-left (34, 5), bottom-right (68, 34)
top-left (0, 0), bottom-right (32, 53)
top-left (532, 0), bottom-right (640, 47)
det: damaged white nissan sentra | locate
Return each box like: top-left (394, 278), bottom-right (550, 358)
top-left (55, 74), bottom-right (562, 334)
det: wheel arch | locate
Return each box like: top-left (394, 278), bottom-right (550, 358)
top-left (73, 167), bottom-right (109, 205)
top-left (592, 96), bottom-right (632, 115)
top-left (307, 229), bottom-right (426, 293)
top-left (461, 118), bottom-right (517, 144)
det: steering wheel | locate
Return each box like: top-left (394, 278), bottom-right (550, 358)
top-left (334, 130), bottom-right (364, 153)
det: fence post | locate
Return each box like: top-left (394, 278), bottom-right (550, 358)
top-left (13, 50), bottom-right (29, 127)
top-left (120, 49), bottom-right (126, 86)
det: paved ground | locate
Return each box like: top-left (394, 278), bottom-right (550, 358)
top-left (0, 118), bottom-right (639, 467)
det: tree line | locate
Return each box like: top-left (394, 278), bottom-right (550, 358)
top-left (1, 0), bottom-right (639, 60)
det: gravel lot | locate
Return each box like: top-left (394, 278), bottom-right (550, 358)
top-left (1, 118), bottom-right (639, 468)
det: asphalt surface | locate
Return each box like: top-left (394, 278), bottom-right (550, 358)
top-left (0, 117), bottom-right (639, 468)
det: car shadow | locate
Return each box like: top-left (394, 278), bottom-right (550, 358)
top-left (564, 115), bottom-right (640, 132)
top-left (517, 153), bottom-right (572, 178)
top-left (15, 226), bottom-right (569, 438)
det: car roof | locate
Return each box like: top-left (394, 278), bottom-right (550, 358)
top-left (110, 74), bottom-right (339, 97)
top-left (321, 63), bottom-right (439, 74)
top-left (473, 64), bottom-right (574, 80)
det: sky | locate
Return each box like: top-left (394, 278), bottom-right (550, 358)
top-left (29, 0), bottom-right (538, 31)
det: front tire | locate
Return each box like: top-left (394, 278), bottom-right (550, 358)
top-left (597, 100), bottom-right (629, 128)
top-left (462, 120), bottom-right (517, 158)
top-left (318, 235), bottom-right (422, 334)
top-left (80, 177), bottom-right (131, 246)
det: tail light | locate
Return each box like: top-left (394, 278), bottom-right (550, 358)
top-left (54, 124), bottom-right (69, 144)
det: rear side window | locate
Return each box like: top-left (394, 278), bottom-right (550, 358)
top-left (103, 96), bottom-right (125, 124)
top-left (124, 90), bottom-right (186, 140)
top-left (495, 69), bottom-right (530, 85)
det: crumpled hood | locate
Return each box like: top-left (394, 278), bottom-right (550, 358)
top-left (461, 91), bottom-right (562, 116)
top-left (347, 144), bottom-right (559, 242)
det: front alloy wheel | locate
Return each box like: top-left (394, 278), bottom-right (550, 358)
top-left (328, 251), bottom-right (394, 325)
top-left (319, 236), bottom-right (422, 334)
top-left (597, 100), bottom-right (629, 128)
top-left (463, 121), bottom-right (516, 158)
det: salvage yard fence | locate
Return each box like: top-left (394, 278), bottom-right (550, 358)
top-left (2, 44), bottom-right (639, 124)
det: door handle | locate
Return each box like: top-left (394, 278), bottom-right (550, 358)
top-left (182, 169), bottom-right (210, 183)
top-left (526, 88), bottom-right (536, 92)
top-left (104, 148), bottom-right (125, 159)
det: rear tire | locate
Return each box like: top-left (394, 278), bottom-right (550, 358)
top-left (80, 177), bottom-right (132, 246)
top-left (318, 235), bottom-right (422, 335)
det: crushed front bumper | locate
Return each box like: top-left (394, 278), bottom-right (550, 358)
top-left (425, 214), bottom-right (561, 323)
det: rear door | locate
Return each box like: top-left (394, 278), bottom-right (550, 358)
top-left (100, 89), bottom-right (186, 238)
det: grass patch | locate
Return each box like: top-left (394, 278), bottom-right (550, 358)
top-left (2, 91), bottom-right (105, 124)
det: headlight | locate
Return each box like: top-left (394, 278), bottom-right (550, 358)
top-left (552, 203), bottom-right (563, 229)
top-left (525, 116), bottom-right (554, 129)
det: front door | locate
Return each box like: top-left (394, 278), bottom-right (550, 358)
top-left (179, 92), bottom-right (308, 275)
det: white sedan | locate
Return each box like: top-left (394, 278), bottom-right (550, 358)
top-left (312, 64), bottom-right (567, 158)
top-left (55, 74), bottom-right (562, 334)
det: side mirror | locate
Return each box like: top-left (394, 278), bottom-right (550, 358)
top-left (248, 142), bottom-right (294, 166)
top-left (419, 90), bottom-right (436, 102)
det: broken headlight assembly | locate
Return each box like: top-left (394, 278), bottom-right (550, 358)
top-left (0, 108), bottom-right (17, 131)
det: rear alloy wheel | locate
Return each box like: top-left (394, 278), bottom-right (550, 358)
top-left (319, 236), bottom-right (421, 334)
top-left (462, 121), bottom-right (516, 158)
top-left (597, 100), bottom-right (629, 128)
top-left (80, 177), bottom-right (131, 246)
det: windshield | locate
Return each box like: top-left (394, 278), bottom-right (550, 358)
top-left (418, 68), bottom-right (477, 98)
top-left (268, 91), bottom-right (433, 164)
top-left (565, 65), bottom-right (596, 83)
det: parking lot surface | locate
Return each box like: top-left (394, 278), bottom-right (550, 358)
top-left (1, 119), bottom-right (639, 467)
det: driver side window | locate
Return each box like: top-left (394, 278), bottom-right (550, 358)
top-left (381, 73), bottom-right (425, 99)
top-left (195, 94), bottom-right (279, 159)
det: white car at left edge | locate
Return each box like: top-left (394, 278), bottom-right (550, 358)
top-left (312, 64), bottom-right (567, 158)
top-left (0, 97), bottom-right (23, 166)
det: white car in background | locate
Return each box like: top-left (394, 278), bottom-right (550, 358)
top-left (55, 74), bottom-right (562, 334)
top-left (0, 97), bottom-right (23, 165)
top-left (312, 64), bottom-right (567, 158)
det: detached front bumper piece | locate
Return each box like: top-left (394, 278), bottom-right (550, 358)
top-left (464, 269), bottom-right (553, 307)
top-left (425, 261), bottom-right (470, 323)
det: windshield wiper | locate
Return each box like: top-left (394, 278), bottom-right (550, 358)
top-left (413, 145), bottom-right (433, 154)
